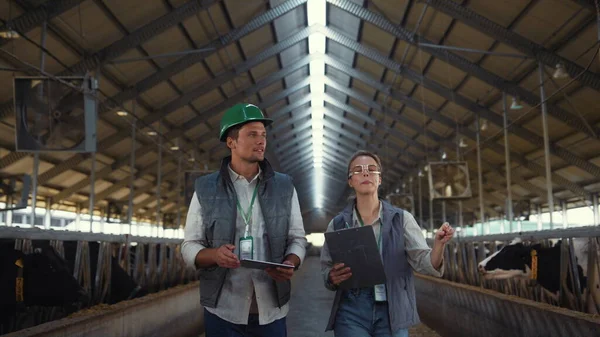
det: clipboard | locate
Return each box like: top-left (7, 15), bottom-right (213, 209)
top-left (240, 259), bottom-right (294, 270)
top-left (324, 225), bottom-right (386, 289)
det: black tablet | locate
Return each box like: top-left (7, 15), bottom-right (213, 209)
top-left (240, 259), bottom-right (295, 270)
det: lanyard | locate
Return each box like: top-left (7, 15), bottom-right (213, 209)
top-left (354, 206), bottom-right (383, 250)
top-left (235, 183), bottom-right (259, 233)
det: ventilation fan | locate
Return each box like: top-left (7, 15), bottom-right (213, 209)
top-left (0, 174), bottom-right (31, 211)
top-left (14, 75), bottom-right (97, 152)
top-left (427, 161), bottom-right (472, 200)
top-left (105, 201), bottom-right (128, 223)
top-left (387, 193), bottom-right (414, 212)
top-left (162, 213), bottom-right (178, 229)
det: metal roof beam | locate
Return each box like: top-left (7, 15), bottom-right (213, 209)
top-left (279, 144), bottom-right (314, 165)
top-left (24, 6), bottom-right (314, 187)
top-left (275, 132), bottom-right (313, 155)
top-left (322, 59), bottom-right (570, 202)
top-left (425, 0), bottom-right (600, 91)
top-left (319, 25), bottom-right (590, 198)
top-left (49, 52), bottom-right (314, 205)
top-left (0, 0), bottom-right (86, 47)
top-left (324, 1), bottom-right (600, 138)
top-left (323, 38), bottom-right (600, 180)
top-left (0, 0), bottom-right (222, 119)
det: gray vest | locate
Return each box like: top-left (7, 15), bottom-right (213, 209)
top-left (326, 200), bottom-right (420, 332)
top-left (194, 156), bottom-right (294, 308)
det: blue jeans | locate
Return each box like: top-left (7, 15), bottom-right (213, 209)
top-left (204, 309), bottom-right (287, 337)
top-left (334, 287), bottom-right (409, 337)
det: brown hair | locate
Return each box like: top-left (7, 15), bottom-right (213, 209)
top-left (347, 150), bottom-right (383, 178)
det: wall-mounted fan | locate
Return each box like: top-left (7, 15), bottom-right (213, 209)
top-left (14, 75), bottom-right (97, 152)
top-left (0, 174), bottom-right (31, 211)
top-left (427, 161), bottom-right (472, 200)
top-left (105, 201), bottom-right (128, 223)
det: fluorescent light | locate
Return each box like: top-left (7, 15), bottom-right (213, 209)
top-left (307, 0), bottom-right (326, 26)
top-left (308, 0), bottom-right (327, 208)
top-left (147, 130), bottom-right (157, 136)
top-left (309, 61), bottom-right (325, 81)
top-left (116, 110), bottom-right (128, 117)
top-left (308, 33), bottom-right (326, 54)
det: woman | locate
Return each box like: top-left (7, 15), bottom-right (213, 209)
top-left (320, 150), bottom-right (454, 337)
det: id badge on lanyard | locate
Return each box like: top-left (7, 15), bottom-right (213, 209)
top-left (239, 236), bottom-right (253, 260)
top-left (237, 184), bottom-right (259, 260)
top-left (374, 283), bottom-right (387, 302)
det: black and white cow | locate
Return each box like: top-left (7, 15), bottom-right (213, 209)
top-left (0, 242), bottom-right (89, 330)
top-left (478, 238), bottom-right (587, 295)
top-left (61, 241), bottom-right (148, 304)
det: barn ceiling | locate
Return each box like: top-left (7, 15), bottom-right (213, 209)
top-left (1, 0), bottom-right (599, 233)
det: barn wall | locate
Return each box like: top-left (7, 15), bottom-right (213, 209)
top-left (4, 281), bottom-right (204, 337)
top-left (415, 274), bottom-right (600, 337)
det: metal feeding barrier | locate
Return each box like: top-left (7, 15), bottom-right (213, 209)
top-left (0, 227), bottom-right (197, 335)
top-left (429, 226), bottom-right (600, 316)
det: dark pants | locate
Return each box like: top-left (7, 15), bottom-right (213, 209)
top-left (204, 309), bottom-right (287, 337)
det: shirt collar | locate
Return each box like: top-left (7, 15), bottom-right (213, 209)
top-left (353, 201), bottom-right (383, 227)
top-left (228, 164), bottom-right (262, 183)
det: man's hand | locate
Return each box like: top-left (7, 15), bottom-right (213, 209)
top-left (434, 222), bottom-right (455, 245)
top-left (328, 263), bottom-right (352, 286)
top-left (214, 244), bottom-right (240, 269)
top-left (266, 254), bottom-right (300, 282)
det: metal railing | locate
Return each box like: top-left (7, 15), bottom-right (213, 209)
top-left (430, 225), bottom-right (600, 315)
top-left (0, 227), bottom-right (198, 334)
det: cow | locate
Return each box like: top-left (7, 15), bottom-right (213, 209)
top-left (477, 237), bottom-right (598, 314)
top-left (0, 242), bottom-right (89, 333)
top-left (61, 240), bottom-right (148, 304)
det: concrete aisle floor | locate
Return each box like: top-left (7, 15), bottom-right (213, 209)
top-left (200, 255), bottom-right (440, 337)
top-left (287, 256), bottom-right (335, 337)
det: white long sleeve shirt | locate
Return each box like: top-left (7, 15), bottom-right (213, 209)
top-left (181, 165), bottom-right (307, 325)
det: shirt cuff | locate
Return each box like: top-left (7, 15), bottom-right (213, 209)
top-left (322, 267), bottom-right (338, 291)
top-left (425, 251), bottom-right (444, 277)
top-left (181, 241), bottom-right (205, 269)
top-left (285, 244), bottom-right (306, 268)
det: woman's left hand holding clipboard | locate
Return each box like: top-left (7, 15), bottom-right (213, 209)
top-left (329, 263), bottom-right (352, 286)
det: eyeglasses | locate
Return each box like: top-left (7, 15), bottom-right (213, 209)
top-left (348, 164), bottom-right (381, 178)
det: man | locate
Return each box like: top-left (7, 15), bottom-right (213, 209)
top-left (181, 103), bottom-right (307, 337)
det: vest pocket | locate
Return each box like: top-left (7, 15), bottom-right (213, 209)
top-left (389, 275), bottom-right (415, 324)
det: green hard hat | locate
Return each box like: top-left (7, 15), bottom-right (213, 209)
top-left (219, 103), bottom-right (273, 142)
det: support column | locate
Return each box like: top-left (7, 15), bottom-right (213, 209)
top-left (418, 173), bottom-right (423, 227)
top-left (176, 154), bottom-right (183, 232)
top-left (44, 197), bottom-right (51, 229)
top-left (75, 203), bottom-right (81, 231)
top-left (593, 194), bottom-right (599, 226)
top-left (561, 200), bottom-right (568, 228)
top-left (475, 116), bottom-right (485, 235)
top-left (31, 20), bottom-right (48, 228)
top-left (502, 92), bottom-right (513, 233)
top-left (156, 122), bottom-right (163, 237)
top-left (537, 204), bottom-right (543, 230)
top-left (442, 200), bottom-right (446, 223)
top-left (89, 151), bottom-right (96, 232)
top-left (538, 61), bottom-right (554, 229)
top-left (127, 111), bottom-right (136, 235)
top-left (6, 195), bottom-right (13, 226)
